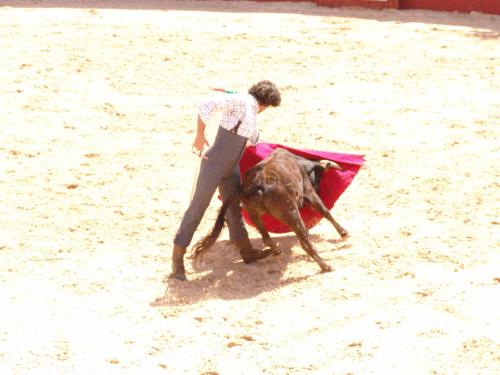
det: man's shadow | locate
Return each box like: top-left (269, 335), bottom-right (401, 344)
top-left (152, 234), bottom-right (350, 306)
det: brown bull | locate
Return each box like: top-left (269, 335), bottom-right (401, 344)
top-left (192, 148), bottom-right (348, 272)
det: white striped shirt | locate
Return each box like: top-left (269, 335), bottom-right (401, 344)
top-left (198, 93), bottom-right (260, 144)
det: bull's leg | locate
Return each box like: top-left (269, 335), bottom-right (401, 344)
top-left (307, 190), bottom-right (348, 238)
top-left (245, 207), bottom-right (281, 256)
top-left (276, 207), bottom-right (332, 272)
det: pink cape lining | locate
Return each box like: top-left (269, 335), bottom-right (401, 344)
top-left (239, 142), bottom-right (364, 233)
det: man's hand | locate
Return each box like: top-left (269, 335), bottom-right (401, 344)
top-left (192, 133), bottom-right (209, 159)
top-left (192, 116), bottom-right (209, 159)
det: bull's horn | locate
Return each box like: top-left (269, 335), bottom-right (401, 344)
top-left (319, 160), bottom-right (343, 171)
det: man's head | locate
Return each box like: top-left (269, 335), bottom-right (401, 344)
top-left (249, 80), bottom-right (281, 110)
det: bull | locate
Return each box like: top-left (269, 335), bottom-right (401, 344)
top-left (192, 148), bottom-right (349, 272)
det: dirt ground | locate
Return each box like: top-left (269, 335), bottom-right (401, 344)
top-left (0, 1), bottom-right (499, 374)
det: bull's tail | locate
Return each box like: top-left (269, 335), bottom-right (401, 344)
top-left (192, 195), bottom-right (239, 265)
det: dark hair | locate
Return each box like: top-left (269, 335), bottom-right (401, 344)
top-left (248, 80), bottom-right (281, 107)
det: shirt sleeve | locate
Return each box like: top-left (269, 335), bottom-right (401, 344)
top-left (198, 95), bottom-right (226, 125)
top-left (248, 130), bottom-right (260, 145)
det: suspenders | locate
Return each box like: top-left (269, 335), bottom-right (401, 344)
top-left (230, 119), bottom-right (242, 134)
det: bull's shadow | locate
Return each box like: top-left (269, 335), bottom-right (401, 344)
top-left (153, 234), bottom-right (348, 306)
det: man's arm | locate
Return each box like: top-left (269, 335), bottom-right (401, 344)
top-left (192, 95), bottom-right (226, 158)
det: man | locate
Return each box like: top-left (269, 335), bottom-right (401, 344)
top-left (170, 80), bottom-right (281, 281)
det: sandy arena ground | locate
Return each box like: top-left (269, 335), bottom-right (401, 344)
top-left (0, 0), bottom-right (499, 374)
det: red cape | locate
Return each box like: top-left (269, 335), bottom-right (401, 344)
top-left (239, 142), bottom-right (364, 233)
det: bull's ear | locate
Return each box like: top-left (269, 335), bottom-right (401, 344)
top-left (319, 160), bottom-right (343, 171)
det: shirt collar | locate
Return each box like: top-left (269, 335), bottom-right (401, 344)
top-left (250, 95), bottom-right (258, 113)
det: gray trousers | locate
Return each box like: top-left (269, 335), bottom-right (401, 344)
top-left (174, 127), bottom-right (249, 248)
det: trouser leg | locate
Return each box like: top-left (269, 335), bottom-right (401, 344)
top-left (174, 157), bottom-right (223, 248)
top-left (170, 243), bottom-right (187, 281)
top-left (218, 166), bottom-right (248, 242)
top-left (218, 166), bottom-right (273, 263)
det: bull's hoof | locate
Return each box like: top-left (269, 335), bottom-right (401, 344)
top-left (340, 230), bottom-right (349, 239)
top-left (242, 249), bottom-right (272, 264)
top-left (168, 270), bottom-right (187, 281)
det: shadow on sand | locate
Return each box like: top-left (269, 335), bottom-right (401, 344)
top-left (152, 234), bottom-right (350, 306)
